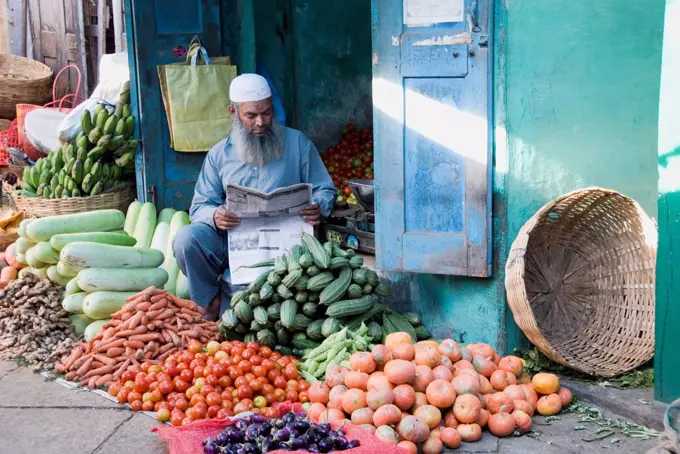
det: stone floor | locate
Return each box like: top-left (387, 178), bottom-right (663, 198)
top-left (0, 360), bottom-right (661, 454)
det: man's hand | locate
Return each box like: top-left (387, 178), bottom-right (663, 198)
top-left (214, 206), bottom-right (240, 231)
top-left (300, 203), bottom-right (322, 226)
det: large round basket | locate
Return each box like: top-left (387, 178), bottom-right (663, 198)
top-left (505, 188), bottom-right (657, 377)
top-left (5, 183), bottom-right (136, 218)
top-left (0, 55), bottom-right (53, 120)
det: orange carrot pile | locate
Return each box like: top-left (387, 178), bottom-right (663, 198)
top-left (55, 286), bottom-right (219, 388)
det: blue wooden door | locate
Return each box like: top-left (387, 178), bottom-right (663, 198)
top-left (373, 0), bottom-right (493, 277)
top-left (124, 0), bottom-right (256, 210)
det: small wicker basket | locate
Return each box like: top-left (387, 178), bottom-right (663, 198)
top-left (505, 188), bottom-right (657, 377)
top-left (4, 183), bottom-right (136, 218)
top-left (0, 55), bottom-right (53, 120)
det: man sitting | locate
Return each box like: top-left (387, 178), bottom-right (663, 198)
top-left (173, 74), bottom-right (335, 320)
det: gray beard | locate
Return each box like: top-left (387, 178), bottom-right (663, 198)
top-left (231, 115), bottom-right (284, 167)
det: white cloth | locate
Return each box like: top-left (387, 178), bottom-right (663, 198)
top-left (229, 74), bottom-right (272, 103)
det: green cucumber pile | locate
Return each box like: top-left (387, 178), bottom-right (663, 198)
top-left (18, 82), bottom-right (137, 199)
top-left (217, 232), bottom-right (431, 355)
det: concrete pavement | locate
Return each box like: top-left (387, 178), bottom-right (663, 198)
top-left (0, 360), bottom-right (660, 454)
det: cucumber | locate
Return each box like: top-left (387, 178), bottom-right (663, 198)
top-left (31, 242), bottom-right (60, 264)
top-left (82, 291), bottom-right (136, 319)
top-left (150, 222), bottom-right (170, 253)
top-left (17, 219), bottom-right (34, 239)
top-left (157, 208), bottom-right (177, 224)
top-left (57, 260), bottom-right (82, 278)
top-left (132, 202), bottom-right (157, 249)
top-left (25, 209), bottom-right (125, 242)
top-left (69, 314), bottom-right (95, 337)
top-left (77, 267), bottom-right (169, 292)
top-left (60, 242), bottom-right (164, 268)
top-left (47, 265), bottom-right (72, 286)
top-left (84, 319), bottom-right (110, 341)
top-left (65, 277), bottom-right (82, 295)
top-left (24, 246), bottom-right (48, 268)
top-left (62, 292), bottom-right (87, 313)
top-left (124, 201), bottom-right (142, 235)
top-left (176, 271), bottom-right (190, 299)
top-left (50, 231), bottom-right (136, 251)
top-left (14, 237), bottom-right (35, 254)
top-left (163, 211), bottom-right (190, 294)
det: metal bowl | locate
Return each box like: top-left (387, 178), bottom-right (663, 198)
top-left (349, 179), bottom-right (374, 212)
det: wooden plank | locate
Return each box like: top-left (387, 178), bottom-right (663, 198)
top-left (74, 0), bottom-right (89, 97)
top-left (112, 0), bottom-right (122, 51)
top-left (27, 0), bottom-right (41, 60)
top-left (97, 0), bottom-right (105, 61)
top-left (0, 0), bottom-right (9, 54)
top-left (6, 0), bottom-right (23, 56)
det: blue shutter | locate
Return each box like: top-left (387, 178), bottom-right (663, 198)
top-left (124, 0), bottom-right (255, 210)
top-left (373, 0), bottom-right (493, 277)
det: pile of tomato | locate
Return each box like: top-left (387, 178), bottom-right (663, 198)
top-left (321, 123), bottom-right (374, 203)
top-left (107, 339), bottom-right (310, 426)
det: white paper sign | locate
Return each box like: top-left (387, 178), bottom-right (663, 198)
top-left (404, 0), bottom-right (465, 25)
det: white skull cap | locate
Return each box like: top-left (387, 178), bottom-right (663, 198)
top-left (229, 73), bottom-right (272, 103)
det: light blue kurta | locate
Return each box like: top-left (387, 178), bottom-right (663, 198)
top-left (174, 126), bottom-right (335, 313)
top-left (190, 126), bottom-right (336, 227)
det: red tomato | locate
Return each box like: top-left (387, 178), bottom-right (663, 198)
top-left (285, 390), bottom-right (298, 402)
top-left (252, 365), bottom-right (266, 378)
top-left (242, 348), bottom-right (254, 360)
top-left (298, 380), bottom-right (310, 392)
top-left (259, 346), bottom-right (272, 358)
top-left (238, 360), bottom-right (252, 374)
top-left (206, 374), bottom-right (219, 387)
top-left (121, 371), bottom-right (135, 382)
top-left (299, 391), bottom-right (309, 403)
top-left (108, 382), bottom-right (122, 397)
top-left (170, 413), bottom-right (184, 426)
top-left (273, 376), bottom-right (287, 390)
top-left (174, 397), bottom-right (189, 411)
top-left (236, 385), bottom-right (253, 400)
top-left (283, 366), bottom-right (299, 380)
top-left (218, 376), bottom-right (232, 388)
top-left (190, 394), bottom-right (205, 407)
top-left (117, 387), bottom-right (131, 404)
top-left (216, 409), bottom-right (229, 419)
top-left (249, 379), bottom-right (263, 392)
top-left (249, 355), bottom-right (263, 366)
top-left (207, 405), bottom-right (220, 418)
top-left (200, 385), bottom-right (215, 398)
top-left (158, 380), bottom-right (174, 394)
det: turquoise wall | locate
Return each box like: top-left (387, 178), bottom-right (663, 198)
top-left (655, 0), bottom-right (679, 403)
top-left (253, 0), bottom-right (665, 353)
top-left (502, 0), bottom-right (665, 350)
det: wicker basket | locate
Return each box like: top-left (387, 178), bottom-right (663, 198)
top-left (505, 188), bottom-right (657, 377)
top-left (0, 55), bottom-right (53, 120)
top-left (4, 183), bottom-right (136, 218)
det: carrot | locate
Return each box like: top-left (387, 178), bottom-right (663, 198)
top-left (124, 340), bottom-right (145, 349)
top-left (179, 330), bottom-right (199, 339)
top-left (75, 356), bottom-right (94, 377)
top-left (150, 292), bottom-right (168, 302)
top-left (107, 347), bottom-right (125, 357)
top-left (128, 333), bottom-right (162, 343)
top-left (141, 315), bottom-right (150, 325)
top-left (65, 370), bottom-right (77, 381)
top-left (114, 325), bottom-right (148, 338)
top-left (167, 330), bottom-right (180, 346)
top-left (91, 361), bottom-right (105, 369)
top-left (168, 295), bottom-right (195, 310)
top-left (125, 346), bottom-right (134, 356)
top-left (157, 348), bottom-right (177, 362)
top-left (112, 358), bottom-right (131, 380)
top-left (155, 308), bottom-right (175, 320)
top-left (120, 312), bottom-right (132, 321)
top-left (93, 355), bottom-right (117, 366)
top-left (63, 345), bottom-right (85, 370)
top-left (85, 341), bottom-right (94, 354)
top-left (144, 308), bottom-right (164, 319)
top-left (55, 363), bottom-right (66, 373)
top-left (96, 374), bottom-right (113, 387)
top-left (81, 365), bottom-right (115, 381)
top-left (87, 376), bottom-right (99, 388)
top-left (146, 323), bottom-right (157, 331)
top-left (130, 356), bottom-right (140, 367)
top-left (127, 311), bottom-right (144, 330)
top-left (96, 338), bottom-right (126, 353)
top-left (160, 330), bottom-right (172, 344)
top-left (148, 299), bottom-right (168, 311)
top-left (72, 353), bottom-right (92, 371)
top-left (135, 349), bottom-right (144, 361)
top-left (159, 343), bottom-right (175, 354)
top-left (133, 301), bottom-right (152, 311)
top-left (102, 328), bottom-right (116, 340)
top-left (180, 307), bottom-right (202, 317)
top-left (110, 319), bottom-right (123, 327)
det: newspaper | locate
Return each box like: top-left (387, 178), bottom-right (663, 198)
top-left (226, 183), bottom-right (313, 285)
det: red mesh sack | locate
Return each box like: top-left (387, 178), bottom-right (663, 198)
top-left (0, 119), bottom-right (19, 165)
top-left (153, 403), bottom-right (408, 454)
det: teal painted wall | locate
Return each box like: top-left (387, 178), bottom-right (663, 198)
top-left (252, 0), bottom-right (665, 354)
top-left (655, 0), bottom-right (679, 404)
top-left (502, 0), bottom-right (665, 351)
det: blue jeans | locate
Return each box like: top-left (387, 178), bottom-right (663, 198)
top-left (173, 223), bottom-right (236, 316)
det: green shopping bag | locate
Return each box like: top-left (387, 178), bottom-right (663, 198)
top-left (158, 43), bottom-right (237, 152)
